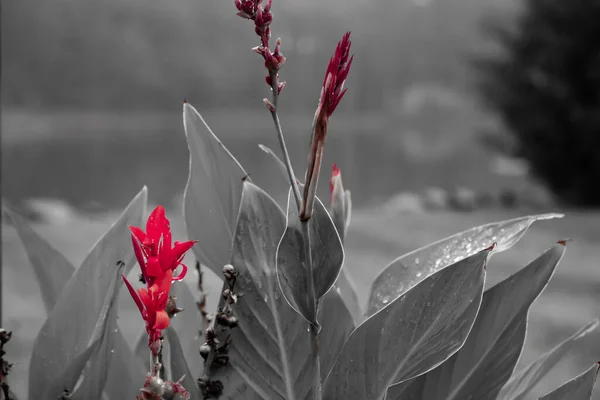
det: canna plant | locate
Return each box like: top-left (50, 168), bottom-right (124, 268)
top-left (3, 0), bottom-right (600, 399)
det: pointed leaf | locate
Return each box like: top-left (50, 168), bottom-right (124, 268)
top-left (318, 288), bottom-right (355, 378)
top-left (75, 261), bottom-right (124, 399)
top-left (276, 187), bottom-right (344, 325)
top-left (183, 102), bottom-right (248, 276)
top-left (498, 319), bottom-right (600, 400)
top-left (257, 144), bottom-right (291, 209)
top-left (28, 188), bottom-right (147, 399)
top-left (104, 324), bottom-right (147, 400)
top-left (3, 206), bottom-right (76, 313)
top-left (170, 281), bottom-right (204, 376)
top-left (539, 364), bottom-right (600, 400)
top-left (367, 213), bottom-right (563, 316)
top-left (323, 249), bottom-right (489, 400)
top-left (44, 334), bottom-right (103, 398)
top-left (165, 326), bottom-right (203, 400)
top-left (6, 206), bottom-right (145, 399)
top-left (387, 243), bottom-right (566, 400)
top-left (228, 181), bottom-right (315, 400)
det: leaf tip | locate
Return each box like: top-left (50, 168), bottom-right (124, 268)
top-left (557, 238), bottom-right (572, 246)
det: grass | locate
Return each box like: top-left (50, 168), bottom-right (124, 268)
top-left (3, 206), bottom-right (600, 399)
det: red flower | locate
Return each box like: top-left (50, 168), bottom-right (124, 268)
top-left (129, 205), bottom-right (196, 286)
top-left (300, 33), bottom-right (353, 221)
top-left (122, 270), bottom-right (173, 354)
top-left (123, 205), bottom-right (197, 354)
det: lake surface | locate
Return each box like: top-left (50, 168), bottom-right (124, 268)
top-left (2, 110), bottom-right (522, 212)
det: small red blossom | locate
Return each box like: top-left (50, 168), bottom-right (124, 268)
top-left (123, 271), bottom-right (172, 354)
top-left (300, 33), bottom-right (353, 221)
top-left (320, 32), bottom-right (354, 117)
top-left (129, 205), bottom-right (196, 287)
top-left (124, 205), bottom-right (197, 355)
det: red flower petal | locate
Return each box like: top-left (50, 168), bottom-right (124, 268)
top-left (129, 226), bottom-right (148, 248)
top-left (146, 205), bottom-right (168, 244)
top-left (172, 263), bottom-right (188, 281)
top-left (138, 288), bottom-right (152, 311)
top-left (153, 310), bottom-right (171, 330)
top-left (146, 256), bottom-right (162, 278)
top-left (131, 234), bottom-right (148, 280)
top-left (170, 240), bottom-right (197, 267)
top-left (122, 275), bottom-right (144, 315)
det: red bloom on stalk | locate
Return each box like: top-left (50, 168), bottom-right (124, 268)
top-left (129, 205), bottom-right (196, 286)
top-left (122, 205), bottom-right (197, 354)
top-left (123, 272), bottom-right (172, 354)
top-left (300, 33), bottom-right (353, 221)
top-left (320, 32), bottom-right (354, 117)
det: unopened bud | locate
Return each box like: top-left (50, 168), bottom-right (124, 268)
top-left (214, 354), bottom-right (229, 366)
top-left (222, 264), bottom-right (236, 281)
top-left (222, 289), bottom-right (231, 299)
top-left (0, 329), bottom-right (12, 344)
top-left (263, 98), bottom-right (276, 112)
top-left (199, 343), bottom-right (211, 360)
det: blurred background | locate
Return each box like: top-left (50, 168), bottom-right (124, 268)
top-left (3, 0), bottom-right (600, 398)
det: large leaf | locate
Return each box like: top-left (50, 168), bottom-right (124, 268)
top-left (28, 188), bottom-right (147, 399)
top-left (227, 181), bottom-right (315, 400)
top-left (318, 288), bottom-right (355, 378)
top-left (539, 363), bottom-right (599, 400)
top-left (322, 248), bottom-right (490, 400)
top-left (4, 206), bottom-right (76, 313)
top-left (276, 187), bottom-right (344, 325)
top-left (103, 323), bottom-right (147, 400)
top-left (7, 206), bottom-right (145, 399)
top-left (170, 281), bottom-right (204, 377)
top-left (71, 260), bottom-right (124, 399)
top-left (165, 326), bottom-right (203, 400)
top-left (497, 319), bottom-right (600, 400)
top-left (183, 102), bottom-right (249, 276)
top-left (367, 213), bottom-right (563, 316)
top-left (386, 242), bottom-right (566, 400)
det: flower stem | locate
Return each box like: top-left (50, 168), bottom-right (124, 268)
top-left (301, 220), bottom-right (322, 399)
top-left (268, 72), bottom-right (302, 211)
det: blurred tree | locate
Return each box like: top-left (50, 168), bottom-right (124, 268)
top-left (476, 0), bottom-right (600, 206)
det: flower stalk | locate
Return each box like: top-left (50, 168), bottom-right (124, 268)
top-left (198, 264), bottom-right (239, 399)
top-left (123, 205), bottom-right (196, 399)
top-left (234, 3), bottom-right (352, 398)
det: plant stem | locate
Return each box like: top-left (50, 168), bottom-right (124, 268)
top-left (268, 73), bottom-right (302, 210)
top-left (301, 220), bottom-right (322, 400)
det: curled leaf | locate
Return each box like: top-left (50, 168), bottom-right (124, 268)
top-left (387, 243), bottom-right (567, 400)
top-left (367, 213), bottom-right (563, 316)
top-left (323, 248), bottom-right (490, 400)
top-left (276, 187), bottom-right (344, 326)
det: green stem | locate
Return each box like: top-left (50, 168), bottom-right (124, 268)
top-left (269, 72), bottom-right (302, 211)
top-left (301, 220), bottom-right (322, 400)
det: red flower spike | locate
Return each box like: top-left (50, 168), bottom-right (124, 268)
top-left (125, 205), bottom-right (197, 354)
top-left (300, 33), bottom-right (353, 221)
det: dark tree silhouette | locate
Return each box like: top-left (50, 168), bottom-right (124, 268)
top-left (476, 0), bottom-right (600, 206)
